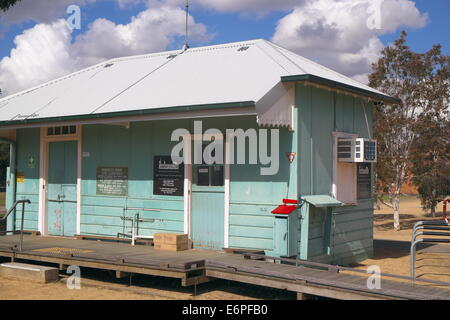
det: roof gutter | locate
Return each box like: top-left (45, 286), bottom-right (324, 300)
top-left (0, 100), bottom-right (256, 128)
top-left (281, 74), bottom-right (401, 105)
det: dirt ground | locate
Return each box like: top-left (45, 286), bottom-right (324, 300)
top-left (0, 196), bottom-right (448, 300)
top-left (373, 196), bottom-right (447, 241)
top-left (350, 196), bottom-right (450, 284)
top-left (0, 265), bottom-right (295, 300)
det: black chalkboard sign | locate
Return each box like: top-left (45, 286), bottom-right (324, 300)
top-left (96, 166), bottom-right (128, 196)
top-left (154, 156), bottom-right (184, 196)
top-left (357, 163), bottom-right (372, 200)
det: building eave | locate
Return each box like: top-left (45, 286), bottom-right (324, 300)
top-left (0, 101), bottom-right (256, 129)
top-left (281, 74), bottom-right (401, 105)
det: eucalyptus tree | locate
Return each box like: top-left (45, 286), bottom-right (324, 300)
top-left (0, 0), bottom-right (21, 11)
top-left (369, 31), bottom-right (449, 230)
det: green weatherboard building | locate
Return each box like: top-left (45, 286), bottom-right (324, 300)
top-left (0, 40), bottom-right (397, 265)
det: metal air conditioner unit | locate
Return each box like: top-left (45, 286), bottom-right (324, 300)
top-left (355, 138), bottom-right (377, 162)
top-left (338, 138), bottom-right (377, 163)
top-left (337, 138), bottom-right (355, 162)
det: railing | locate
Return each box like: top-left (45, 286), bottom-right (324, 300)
top-left (0, 199), bottom-right (31, 251)
top-left (410, 220), bottom-right (450, 281)
top-left (117, 208), bottom-right (162, 245)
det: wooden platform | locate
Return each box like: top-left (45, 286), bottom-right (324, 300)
top-left (0, 235), bottom-right (218, 286)
top-left (0, 235), bottom-right (450, 300)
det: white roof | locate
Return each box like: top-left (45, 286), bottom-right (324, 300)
top-left (0, 39), bottom-right (394, 126)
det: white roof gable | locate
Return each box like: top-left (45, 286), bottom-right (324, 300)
top-left (0, 39), bottom-right (394, 126)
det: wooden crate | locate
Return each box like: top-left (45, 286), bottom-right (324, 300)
top-left (154, 233), bottom-right (189, 251)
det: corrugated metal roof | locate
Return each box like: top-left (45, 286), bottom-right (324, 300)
top-left (0, 39), bottom-right (394, 126)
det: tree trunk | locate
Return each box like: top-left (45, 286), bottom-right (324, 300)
top-left (376, 198), bottom-right (382, 210)
top-left (393, 196), bottom-right (401, 231)
top-left (430, 206), bottom-right (436, 218)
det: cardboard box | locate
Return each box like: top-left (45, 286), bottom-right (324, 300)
top-left (153, 233), bottom-right (189, 251)
top-left (153, 233), bottom-right (164, 244)
top-left (164, 233), bottom-right (188, 245)
top-left (154, 242), bottom-right (188, 251)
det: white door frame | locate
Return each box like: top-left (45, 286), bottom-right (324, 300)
top-left (183, 133), bottom-right (230, 248)
top-left (38, 126), bottom-right (82, 236)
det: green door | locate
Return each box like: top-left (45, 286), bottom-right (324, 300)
top-left (47, 141), bottom-right (77, 236)
top-left (191, 160), bottom-right (225, 250)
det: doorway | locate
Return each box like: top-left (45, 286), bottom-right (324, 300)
top-left (46, 141), bottom-right (78, 236)
top-left (190, 138), bottom-right (228, 250)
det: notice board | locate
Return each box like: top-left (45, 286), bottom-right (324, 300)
top-left (153, 156), bottom-right (184, 196)
top-left (96, 166), bottom-right (128, 196)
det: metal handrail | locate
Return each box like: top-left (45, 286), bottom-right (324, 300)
top-left (410, 219), bottom-right (450, 282)
top-left (1, 199), bottom-right (31, 251)
top-left (413, 220), bottom-right (450, 235)
top-left (412, 231), bottom-right (450, 242)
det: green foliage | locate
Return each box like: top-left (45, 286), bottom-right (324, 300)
top-left (411, 114), bottom-right (450, 214)
top-left (0, 0), bottom-right (21, 11)
top-left (369, 31), bottom-right (449, 225)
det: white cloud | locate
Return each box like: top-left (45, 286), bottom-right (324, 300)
top-left (0, 3), bottom-right (211, 95)
top-left (0, 20), bottom-right (75, 95)
top-left (72, 4), bottom-right (209, 65)
top-left (271, 0), bottom-right (428, 83)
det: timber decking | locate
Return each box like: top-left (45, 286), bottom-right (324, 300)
top-left (0, 235), bottom-right (449, 300)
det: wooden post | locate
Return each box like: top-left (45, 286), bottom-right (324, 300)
top-left (296, 292), bottom-right (310, 300)
top-left (116, 270), bottom-right (131, 279)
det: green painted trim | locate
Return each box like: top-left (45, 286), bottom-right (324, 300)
top-left (0, 100), bottom-right (256, 127)
top-left (302, 195), bottom-right (343, 207)
top-left (281, 74), bottom-right (400, 104)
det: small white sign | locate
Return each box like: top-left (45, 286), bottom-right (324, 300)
top-left (82, 152), bottom-right (90, 158)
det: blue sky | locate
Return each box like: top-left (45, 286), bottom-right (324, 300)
top-left (0, 0), bottom-right (448, 95)
top-left (379, 0), bottom-right (449, 53)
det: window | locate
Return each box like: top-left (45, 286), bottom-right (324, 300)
top-left (193, 142), bottom-right (225, 187)
top-left (46, 125), bottom-right (76, 137)
top-left (194, 165), bottom-right (224, 187)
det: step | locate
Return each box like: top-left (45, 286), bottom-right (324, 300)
top-left (0, 262), bottom-right (59, 283)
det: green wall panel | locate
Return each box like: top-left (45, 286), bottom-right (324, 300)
top-left (296, 84), bottom-right (375, 264)
top-left (11, 88), bottom-right (375, 263)
top-left (13, 128), bottom-right (40, 231)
